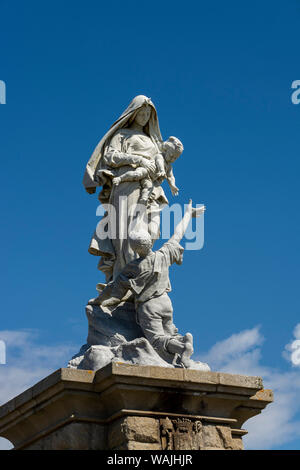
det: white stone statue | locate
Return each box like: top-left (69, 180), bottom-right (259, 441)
top-left (83, 95), bottom-right (171, 281)
top-left (92, 200), bottom-right (205, 369)
top-left (111, 136), bottom-right (183, 203)
top-left (68, 96), bottom-right (210, 372)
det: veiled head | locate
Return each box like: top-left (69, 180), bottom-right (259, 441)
top-left (118, 95), bottom-right (160, 137)
top-left (83, 94), bottom-right (162, 192)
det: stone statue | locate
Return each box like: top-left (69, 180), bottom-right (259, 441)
top-left (83, 95), bottom-right (170, 280)
top-left (0, 95), bottom-right (273, 454)
top-left (68, 95), bottom-right (210, 372)
top-left (92, 200), bottom-right (204, 368)
top-left (110, 136), bottom-right (183, 203)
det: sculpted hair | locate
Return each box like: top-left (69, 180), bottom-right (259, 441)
top-left (129, 230), bottom-right (153, 251)
top-left (165, 136), bottom-right (184, 159)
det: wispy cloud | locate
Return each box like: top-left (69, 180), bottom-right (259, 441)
top-left (200, 326), bottom-right (266, 375)
top-left (283, 323), bottom-right (300, 367)
top-left (199, 326), bottom-right (300, 449)
top-left (0, 330), bottom-right (77, 450)
top-left (1, 327), bottom-right (300, 450)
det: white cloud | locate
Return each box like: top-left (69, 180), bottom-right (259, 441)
top-left (200, 327), bottom-right (265, 374)
top-left (1, 326), bottom-right (300, 450)
top-left (245, 371), bottom-right (300, 449)
top-left (199, 326), bottom-right (300, 449)
top-left (0, 330), bottom-right (77, 450)
top-left (283, 323), bottom-right (300, 367)
top-left (293, 324), bottom-right (300, 340)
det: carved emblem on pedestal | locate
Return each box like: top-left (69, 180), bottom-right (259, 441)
top-left (160, 417), bottom-right (203, 450)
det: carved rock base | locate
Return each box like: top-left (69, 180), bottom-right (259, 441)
top-left (68, 303), bottom-right (210, 371)
top-left (0, 363), bottom-right (273, 450)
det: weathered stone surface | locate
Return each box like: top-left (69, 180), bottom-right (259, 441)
top-left (122, 417), bottom-right (160, 443)
top-left (86, 302), bottom-right (143, 347)
top-left (231, 434), bottom-right (244, 450)
top-left (68, 302), bottom-right (174, 370)
top-left (0, 365), bottom-right (273, 450)
top-left (25, 423), bottom-right (106, 450)
top-left (68, 303), bottom-right (210, 371)
top-left (202, 424), bottom-right (233, 450)
top-left (159, 418), bottom-right (239, 450)
top-left (108, 416), bottom-right (160, 449)
top-left (126, 441), bottom-right (161, 450)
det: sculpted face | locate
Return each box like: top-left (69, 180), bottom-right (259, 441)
top-left (134, 104), bottom-right (151, 127)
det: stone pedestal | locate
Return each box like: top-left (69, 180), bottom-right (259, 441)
top-left (0, 363), bottom-right (273, 450)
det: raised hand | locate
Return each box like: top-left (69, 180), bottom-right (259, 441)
top-left (192, 205), bottom-right (206, 218)
top-left (171, 185), bottom-right (179, 196)
top-left (186, 199), bottom-right (206, 218)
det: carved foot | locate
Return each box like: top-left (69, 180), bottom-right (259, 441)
top-left (180, 332), bottom-right (194, 368)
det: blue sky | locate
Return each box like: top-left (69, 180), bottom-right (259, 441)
top-left (0, 0), bottom-right (300, 449)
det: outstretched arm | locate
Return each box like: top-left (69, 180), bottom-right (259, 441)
top-left (169, 199), bottom-right (205, 244)
top-left (166, 167), bottom-right (179, 196)
top-left (155, 154), bottom-right (166, 177)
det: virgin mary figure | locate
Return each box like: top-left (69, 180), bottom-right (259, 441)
top-left (83, 95), bottom-right (168, 282)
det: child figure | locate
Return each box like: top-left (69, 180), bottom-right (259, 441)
top-left (92, 200), bottom-right (209, 370)
top-left (111, 136), bottom-right (183, 204)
